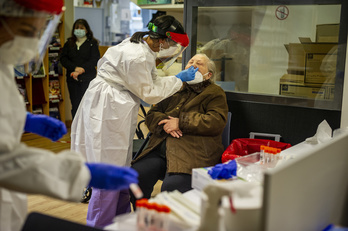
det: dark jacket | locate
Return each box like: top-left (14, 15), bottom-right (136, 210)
top-left (132, 80), bottom-right (228, 174)
top-left (60, 38), bottom-right (100, 83)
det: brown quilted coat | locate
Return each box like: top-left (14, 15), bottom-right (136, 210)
top-left (132, 80), bottom-right (228, 174)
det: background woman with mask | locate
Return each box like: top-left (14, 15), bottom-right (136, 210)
top-left (0, 1), bottom-right (138, 230)
top-left (130, 54), bottom-right (228, 208)
top-left (60, 18), bottom-right (100, 119)
top-left (71, 15), bottom-right (197, 228)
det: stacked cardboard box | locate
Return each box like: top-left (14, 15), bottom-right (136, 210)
top-left (284, 39), bottom-right (337, 83)
top-left (280, 24), bottom-right (339, 99)
top-left (279, 74), bottom-right (334, 99)
top-left (316, 24), bottom-right (339, 43)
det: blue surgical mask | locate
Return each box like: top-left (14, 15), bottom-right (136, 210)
top-left (74, 29), bottom-right (86, 38)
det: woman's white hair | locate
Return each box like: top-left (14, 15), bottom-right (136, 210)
top-left (195, 53), bottom-right (216, 82)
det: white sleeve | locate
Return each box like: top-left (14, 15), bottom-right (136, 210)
top-left (121, 54), bottom-right (183, 105)
top-left (0, 64), bottom-right (89, 202)
top-left (0, 143), bottom-right (90, 202)
top-left (97, 43), bottom-right (183, 104)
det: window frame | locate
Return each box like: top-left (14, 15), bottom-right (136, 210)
top-left (183, 0), bottom-right (348, 110)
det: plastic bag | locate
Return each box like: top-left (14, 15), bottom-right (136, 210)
top-left (221, 138), bottom-right (291, 163)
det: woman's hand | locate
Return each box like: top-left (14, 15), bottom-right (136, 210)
top-left (158, 116), bottom-right (182, 138)
top-left (168, 130), bottom-right (182, 138)
top-left (70, 71), bottom-right (80, 81)
top-left (75, 67), bottom-right (85, 75)
top-left (71, 66), bottom-right (85, 81)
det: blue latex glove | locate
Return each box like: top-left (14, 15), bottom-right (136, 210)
top-left (175, 66), bottom-right (199, 82)
top-left (24, 112), bottom-right (67, 141)
top-left (208, 160), bottom-right (237, 180)
top-left (323, 224), bottom-right (348, 231)
top-left (86, 163), bottom-right (139, 190)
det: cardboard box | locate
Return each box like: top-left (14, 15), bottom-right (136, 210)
top-left (284, 38), bottom-right (337, 84)
top-left (285, 43), bottom-right (306, 74)
top-left (279, 74), bottom-right (305, 84)
top-left (305, 52), bottom-right (337, 83)
top-left (279, 74), bottom-right (334, 99)
top-left (280, 84), bottom-right (327, 99)
top-left (316, 24), bottom-right (339, 43)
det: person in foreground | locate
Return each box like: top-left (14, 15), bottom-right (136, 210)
top-left (71, 14), bottom-right (197, 228)
top-left (130, 53), bottom-right (229, 208)
top-left (0, 1), bottom-right (138, 230)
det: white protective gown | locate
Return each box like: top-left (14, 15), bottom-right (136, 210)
top-left (0, 61), bottom-right (91, 231)
top-left (71, 38), bottom-right (183, 167)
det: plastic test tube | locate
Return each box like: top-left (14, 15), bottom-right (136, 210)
top-left (260, 145), bottom-right (265, 162)
top-left (136, 199), bottom-right (147, 231)
top-left (153, 203), bottom-right (162, 231)
top-left (130, 183), bottom-right (144, 199)
top-left (276, 148), bottom-right (281, 160)
top-left (147, 202), bottom-right (157, 231)
top-left (264, 146), bottom-right (269, 163)
top-left (269, 148), bottom-right (276, 162)
top-left (269, 147), bottom-right (278, 162)
top-left (159, 205), bottom-right (171, 231)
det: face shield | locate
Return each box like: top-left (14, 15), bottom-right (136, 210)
top-left (157, 32), bottom-right (189, 71)
top-left (0, 0), bottom-right (64, 73)
top-left (148, 22), bottom-right (189, 71)
top-left (32, 14), bottom-right (62, 73)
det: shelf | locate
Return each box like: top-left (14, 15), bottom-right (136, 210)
top-left (49, 99), bottom-right (62, 104)
top-left (138, 3), bottom-right (183, 12)
top-left (49, 47), bottom-right (61, 52)
top-left (32, 75), bottom-right (46, 78)
top-left (15, 75), bottom-right (30, 80)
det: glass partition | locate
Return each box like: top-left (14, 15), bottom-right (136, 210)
top-left (183, 0), bottom-right (347, 110)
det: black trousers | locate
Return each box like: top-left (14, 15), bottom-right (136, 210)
top-left (130, 149), bottom-right (192, 209)
top-left (67, 80), bottom-right (90, 119)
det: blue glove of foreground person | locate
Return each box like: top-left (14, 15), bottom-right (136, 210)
top-left (208, 160), bottom-right (237, 180)
top-left (175, 66), bottom-right (199, 82)
top-left (86, 163), bottom-right (139, 190)
top-left (24, 112), bottom-right (67, 141)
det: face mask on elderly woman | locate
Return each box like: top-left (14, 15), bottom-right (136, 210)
top-left (186, 71), bottom-right (209, 85)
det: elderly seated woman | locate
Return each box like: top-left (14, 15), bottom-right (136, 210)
top-left (130, 53), bottom-right (229, 208)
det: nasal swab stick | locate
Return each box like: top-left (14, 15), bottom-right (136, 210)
top-left (130, 183), bottom-right (143, 199)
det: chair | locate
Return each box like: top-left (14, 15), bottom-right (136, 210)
top-left (21, 212), bottom-right (103, 231)
top-left (222, 112), bottom-right (232, 150)
top-left (249, 132), bottom-right (281, 142)
top-left (133, 131), bottom-right (152, 160)
top-left (132, 103), bottom-right (149, 158)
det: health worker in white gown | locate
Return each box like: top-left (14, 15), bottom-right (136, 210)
top-left (71, 15), bottom-right (198, 228)
top-left (0, 1), bottom-right (139, 230)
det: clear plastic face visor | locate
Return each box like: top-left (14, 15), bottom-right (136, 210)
top-left (0, 0), bottom-right (64, 73)
top-left (157, 42), bottom-right (187, 71)
top-left (30, 13), bottom-right (62, 73)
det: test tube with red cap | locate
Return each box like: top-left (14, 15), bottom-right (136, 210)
top-left (136, 198), bottom-right (148, 231)
top-left (158, 205), bottom-right (171, 231)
